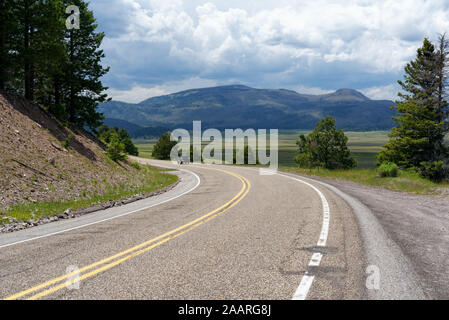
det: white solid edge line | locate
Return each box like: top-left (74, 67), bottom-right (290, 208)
top-left (0, 169), bottom-right (201, 250)
top-left (276, 173), bottom-right (331, 301)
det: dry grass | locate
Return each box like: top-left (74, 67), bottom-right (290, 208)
top-left (0, 93), bottom-right (177, 222)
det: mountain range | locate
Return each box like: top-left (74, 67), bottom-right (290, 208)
top-left (99, 85), bottom-right (396, 132)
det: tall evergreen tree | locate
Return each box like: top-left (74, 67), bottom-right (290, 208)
top-left (433, 33), bottom-right (449, 161)
top-left (33, 0), bottom-right (67, 112)
top-left (378, 37), bottom-right (449, 180)
top-left (1, 0), bottom-right (109, 132)
top-left (13, 0), bottom-right (43, 100)
top-left (62, 0), bottom-right (110, 131)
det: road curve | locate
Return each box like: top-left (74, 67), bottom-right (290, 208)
top-left (0, 159), bottom-right (406, 300)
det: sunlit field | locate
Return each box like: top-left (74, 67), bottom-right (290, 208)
top-left (134, 131), bottom-right (390, 169)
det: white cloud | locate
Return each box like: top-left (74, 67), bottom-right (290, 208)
top-left (107, 86), bottom-right (167, 103)
top-left (294, 86), bottom-right (334, 95)
top-left (360, 84), bottom-right (400, 101)
top-left (92, 0), bottom-right (449, 93)
top-left (106, 77), bottom-right (220, 103)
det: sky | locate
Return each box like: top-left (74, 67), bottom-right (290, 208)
top-left (89, 0), bottom-right (449, 103)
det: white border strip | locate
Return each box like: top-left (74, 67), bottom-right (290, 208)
top-left (0, 169), bottom-right (200, 250)
top-left (277, 173), bottom-right (330, 300)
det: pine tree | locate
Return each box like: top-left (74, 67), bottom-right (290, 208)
top-left (1, 0), bottom-right (109, 131)
top-left (33, 0), bottom-right (67, 114)
top-left (13, 0), bottom-right (43, 100)
top-left (378, 37), bottom-right (449, 180)
top-left (7, 0), bottom-right (64, 100)
top-left (62, 0), bottom-right (110, 131)
top-left (433, 34), bottom-right (449, 162)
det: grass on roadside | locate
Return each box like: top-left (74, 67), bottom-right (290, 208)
top-left (1, 164), bottom-right (178, 224)
top-left (281, 166), bottom-right (449, 195)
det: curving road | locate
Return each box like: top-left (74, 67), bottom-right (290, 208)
top-left (0, 159), bottom-right (425, 300)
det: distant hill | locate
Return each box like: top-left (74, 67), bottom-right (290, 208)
top-left (103, 118), bottom-right (142, 135)
top-left (99, 85), bottom-right (396, 131)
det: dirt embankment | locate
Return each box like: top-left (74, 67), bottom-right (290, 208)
top-left (0, 92), bottom-right (146, 212)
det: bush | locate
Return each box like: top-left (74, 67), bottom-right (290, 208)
top-left (130, 162), bottom-right (141, 170)
top-left (295, 116), bottom-right (357, 170)
top-left (107, 134), bottom-right (127, 162)
top-left (97, 125), bottom-right (139, 156)
top-left (152, 133), bottom-right (177, 160)
top-left (378, 162), bottom-right (399, 177)
top-left (62, 134), bottom-right (74, 149)
top-left (419, 161), bottom-right (448, 182)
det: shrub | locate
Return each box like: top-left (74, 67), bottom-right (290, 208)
top-left (107, 134), bottom-right (126, 162)
top-left (419, 161), bottom-right (448, 182)
top-left (130, 162), bottom-right (141, 170)
top-left (152, 133), bottom-right (177, 160)
top-left (378, 162), bottom-right (399, 177)
top-left (97, 125), bottom-right (139, 156)
top-left (62, 134), bottom-right (74, 149)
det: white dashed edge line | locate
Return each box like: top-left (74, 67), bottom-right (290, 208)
top-left (0, 169), bottom-right (201, 250)
top-left (277, 173), bottom-right (331, 300)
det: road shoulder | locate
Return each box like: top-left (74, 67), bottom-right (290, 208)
top-left (280, 171), bottom-right (427, 300)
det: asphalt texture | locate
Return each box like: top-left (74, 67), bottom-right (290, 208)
top-left (0, 159), bottom-right (425, 300)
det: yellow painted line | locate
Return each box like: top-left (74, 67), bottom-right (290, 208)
top-left (5, 167), bottom-right (250, 300)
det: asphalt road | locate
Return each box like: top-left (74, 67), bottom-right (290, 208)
top-left (0, 159), bottom-right (425, 300)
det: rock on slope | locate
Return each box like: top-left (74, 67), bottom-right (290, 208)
top-left (0, 92), bottom-right (145, 211)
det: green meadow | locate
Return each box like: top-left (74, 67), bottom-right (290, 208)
top-left (135, 131), bottom-right (390, 169)
top-left (277, 130), bottom-right (390, 168)
top-left (134, 138), bottom-right (158, 159)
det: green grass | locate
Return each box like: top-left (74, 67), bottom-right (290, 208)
top-left (277, 130), bottom-right (390, 169)
top-left (279, 131), bottom-right (448, 195)
top-left (135, 140), bottom-right (158, 159)
top-left (281, 166), bottom-right (449, 195)
top-left (135, 131), bottom-right (390, 168)
top-left (1, 164), bottom-right (178, 224)
top-left (133, 132), bottom-right (449, 195)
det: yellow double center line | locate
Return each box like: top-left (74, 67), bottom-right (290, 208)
top-left (5, 167), bottom-right (251, 300)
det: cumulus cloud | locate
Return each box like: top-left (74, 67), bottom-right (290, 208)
top-left (90, 0), bottom-right (449, 100)
top-left (360, 84), bottom-right (401, 101)
top-left (107, 77), bottom-right (221, 103)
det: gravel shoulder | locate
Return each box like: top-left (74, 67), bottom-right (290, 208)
top-left (299, 175), bottom-right (449, 299)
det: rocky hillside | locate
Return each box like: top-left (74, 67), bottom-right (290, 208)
top-left (99, 85), bottom-right (396, 131)
top-left (0, 92), bottom-right (168, 213)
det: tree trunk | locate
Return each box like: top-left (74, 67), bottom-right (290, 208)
top-left (69, 30), bottom-right (75, 122)
top-left (54, 79), bottom-right (60, 106)
top-left (435, 34), bottom-right (449, 160)
top-left (24, 0), bottom-right (34, 101)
